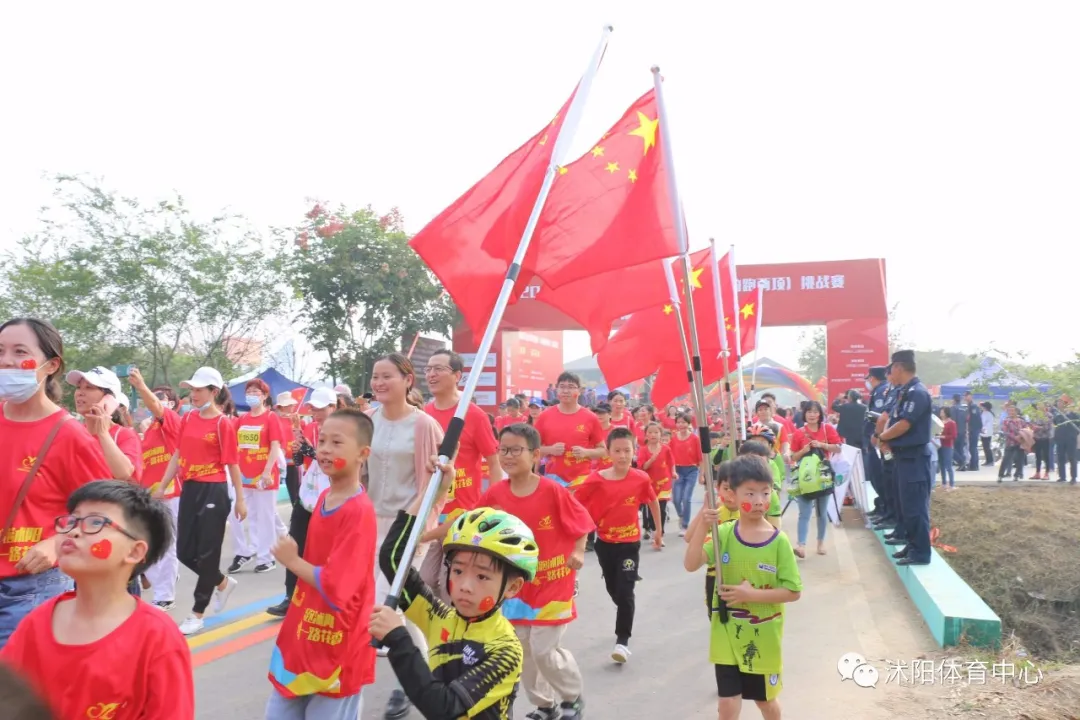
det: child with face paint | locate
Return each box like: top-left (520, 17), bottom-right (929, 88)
top-left (0, 481), bottom-right (193, 719)
top-left (266, 408), bottom-right (377, 718)
top-left (572, 427), bottom-right (662, 665)
top-left (683, 457), bottom-right (802, 720)
top-left (737, 436), bottom-right (785, 531)
top-left (684, 461), bottom-right (739, 620)
top-left (371, 476), bottom-right (539, 720)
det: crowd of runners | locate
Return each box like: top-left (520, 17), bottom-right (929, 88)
top-left (0, 316), bottom-right (863, 719)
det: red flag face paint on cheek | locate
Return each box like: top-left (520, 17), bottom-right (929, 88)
top-left (332, 458), bottom-right (346, 470)
top-left (479, 596), bottom-right (496, 613)
top-left (90, 539), bottom-right (112, 559)
top-left (20, 359), bottom-right (37, 370)
top-left (740, 502), bottom-right (753, 513)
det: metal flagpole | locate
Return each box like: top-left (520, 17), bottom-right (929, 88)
top-left (663, 257), bottom-right (699, 409)
top-left (708, 238), bottom-right (738, 459)
top-left (652, 65), bottom-right (726, 622)
top-left (728, 244), bottom-right (748, 440)
top-left (375, 26), bottom-right (614, 624)
top-left (749, 284), bottom-right (766, 394)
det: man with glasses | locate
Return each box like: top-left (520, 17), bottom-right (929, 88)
top-left (534, 372), bottom-right (607, 490)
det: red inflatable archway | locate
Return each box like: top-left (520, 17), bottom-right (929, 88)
top-left (454, 258), bottom-right (889, 405)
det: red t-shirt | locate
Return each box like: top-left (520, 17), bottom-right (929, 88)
top-left (236, 411), bottom-right (283, 489)
top-left (425, 401), bottom-right (498, 520)
top-left (477, 478), bottom-right (594, 626)
top-left (660, 415), bottom-right (677, 431)
top-left (669, 432), bottom-right (703, 467)
top-left (109, 425), bottom-right (144, 485)
top-left (940, 419), bottom-right (957, 448)
top-left (573, 469), bottom-right (657, 543)
top-left (0, 409), bottom-right (111, 579)
top-left (533, 407), bottom-right (605, 487)
top-left (790, 423), bottom-right (842, 453)
top-left (278, 413), bottom-right (299, 466)
top-left (176, 413), bottom-right (238, 484)
top-left (637, 443), bottom-right (675, 500)
top-left (776, 413), bottom-right (796, 437)
top-left (494, 413), bottom-right (527, 432)
top-left (269, 488), bottom-right (376, 698)
top-left (0, 592), bottom-right (194, 719)
top-left (609, 413), bottom-right (635, 433)
top-left (141, 408), bottom-right (181, 497)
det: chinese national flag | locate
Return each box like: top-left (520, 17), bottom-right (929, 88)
top-left (596, 251), bottom-right (760, 397)
top-left (409, 90), bottom-right (577, 335)
top-left (509, 89), bottom-right (680, 291)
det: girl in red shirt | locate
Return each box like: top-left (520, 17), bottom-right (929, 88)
top-left (638, 423), bottom-right (674, 539)
top-left (789, 401), bottom-right (842, 558)
top-left (129, 367), bottom-right (184, 609)
top-left (67, 367), bottom-right (143, 484)
top-left (158, 367), bottom-right (245, 636)
top-left (669, 413), bottom-right (703, 535)
top-left (0, 318), bottom-right (111, 648)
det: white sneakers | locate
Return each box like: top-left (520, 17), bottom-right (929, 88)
top-left (611, 644), bottom-right (631, 664)
top-left (178, 576), bottom-right (238, 636)
top-left (212, 576), bottom-right (238, 614)
top-left (179, 615), bottom-right (204, 636)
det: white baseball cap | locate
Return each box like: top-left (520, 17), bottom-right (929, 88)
top-left (180, 367), bottom-right (225, 390)
top-left (308, 387), bottom-right (338, 409)
top-left (66, 367), bottom-right (123, 397)
top-left (117, 392), bottom-right (130, 409)
top-left (333, 383), bottom-right (351, 395)
top-left (275, 391), bottom-right (299, 407)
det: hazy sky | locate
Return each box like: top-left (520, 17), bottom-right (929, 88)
top-left (2, 2), bottom-right (1078, 375)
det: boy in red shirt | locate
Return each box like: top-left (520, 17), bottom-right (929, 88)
top-left (267, 408), bottom-right (377, 718)
top-left (1, 481), bottom-right (194, 719)
top-left (534, 372), bottom-right (606, 489)
top-left (592, 403), bottom-right (614, 471)
top-left (638, 422), bottom-right (674, 542)
top-left (574, 427), bottom-right (661, 665)
top-left (476, 424), bottom-right (594, 720)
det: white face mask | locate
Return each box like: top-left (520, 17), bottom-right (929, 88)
top-left (0, 369), bottom-right (43, 404)
top-left (245, 394), bottom-right (263, 409)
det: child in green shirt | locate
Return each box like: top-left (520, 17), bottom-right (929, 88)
top-left (684, 456), bottom-right (802, 719)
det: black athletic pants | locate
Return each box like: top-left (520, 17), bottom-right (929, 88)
top-left (641, 500), bottom-right (668, 533)
top-left (594, 539), bottom-right (639, 646)
top-left (177, 480), bottom-right (231, 614)
top-left (284, 504), bottom-right (312, 601)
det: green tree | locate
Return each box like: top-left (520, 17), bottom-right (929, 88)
top-left (796, 327), bottom-right (827, 382)
top-left (0, 175), bottom-right (287, 388)
top-left (285, 203), bottom-right (457, 391)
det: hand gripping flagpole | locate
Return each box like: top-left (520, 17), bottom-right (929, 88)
top-left (728, 244), bottom-right (749, 441)
top-left (375, 26), bottom-right (613, 628)
top-left (709, 238), bottom-right (739, 460)
top-left (652, 65), bottom-right (726, 623)
top-left (750, 284), bottom-right (765, 393)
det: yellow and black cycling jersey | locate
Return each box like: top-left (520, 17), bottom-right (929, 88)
top-left (379, 511), bottom-right (522, 720)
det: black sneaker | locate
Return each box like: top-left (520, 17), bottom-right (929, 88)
top-left (266, 599), bottom-right (290, 617)
top-left (254, 561), bottom-right (277, 574)
top-left (227, 555), bottom-right (253, 574)
top-left (384, 689), bottom-right (411, 719)
top-left (560, 696), bottom-right (586, 720)
top-left (525, 707), bottom-right (560, 720)
top-left (152, 600), bottom-right (175, 611)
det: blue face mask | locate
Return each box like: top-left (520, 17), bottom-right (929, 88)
top-left (0, 369), bottom-right (43, 404)
top-left (245, 394), bottom-right (263, 409)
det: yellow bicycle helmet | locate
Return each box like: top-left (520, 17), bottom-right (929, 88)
top-left (444, 507), bottom-right (539, 582)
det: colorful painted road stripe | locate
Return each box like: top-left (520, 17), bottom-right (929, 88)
top-left (188, 594), bottom-right (285, 667)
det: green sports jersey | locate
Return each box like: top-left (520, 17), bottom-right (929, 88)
top-left (704, 521), bottom-right (802, 679)
top-left (767, 456), bottom-right (784, 517)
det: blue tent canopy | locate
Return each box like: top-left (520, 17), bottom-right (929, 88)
top-left (939, 360), bottom-right (1048, 402)
top-left (228, 367), bottom-right (314, 413)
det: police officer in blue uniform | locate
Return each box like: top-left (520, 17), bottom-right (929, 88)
top-left (875, 350), bottom-right (933, 566)
top-left (863, 366), bottom-right (889, 519)
top-left (871, 367), bottom-right (903, 534)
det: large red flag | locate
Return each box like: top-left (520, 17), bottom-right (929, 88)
top-left (596, 251), bottom-right (760, 391)
top-left (507, 89), bottom-right (680, 291)
top-left (409, 91), bottom-right (577, 335)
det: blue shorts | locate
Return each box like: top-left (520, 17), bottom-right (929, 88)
top-left (265, 689), bottom-right (362, 719)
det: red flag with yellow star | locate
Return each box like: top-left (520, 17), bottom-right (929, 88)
top-left (596, 251), bottom-right (759, 394)
top-left (503, 88), bottom-right (679, 291)
top-left (409, 90), bottom-right (577, 335)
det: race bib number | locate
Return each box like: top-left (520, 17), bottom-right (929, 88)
top-left (238, 425), bottom-right (262, 450)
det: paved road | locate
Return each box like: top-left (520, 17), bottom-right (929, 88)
top-left (180, 503), bottom-right (938, 719)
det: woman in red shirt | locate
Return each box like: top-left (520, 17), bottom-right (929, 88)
top-left (669, 413), bottom-right (703, 535)
top-left (66, 366), bottom-right (142, 483)
top-left (938, 407), bottom-right (957, 490)
top-left (128, 367), bottom-right (183, 609)
top-left (0, 318), bottom-right (111, 648)
top-left (789, 400), bottom-right (842, 558)
top-left (157, 366), bottom-right (245, 636)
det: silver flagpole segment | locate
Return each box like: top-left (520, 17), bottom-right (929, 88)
top-left (728, 244), bottom-right (748, 440)
top-left (750, 283), bottom-right (766, 395)
top-left (379, 26), bottom-right (614, 619)
top-left (709, 238), bottom-right (738, 458)
top-left (663, 258), bottom-right (699, 408)
top-left (652, 65), bottom-right (726, 622)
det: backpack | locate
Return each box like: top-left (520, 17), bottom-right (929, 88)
top-left (790, 449), bottom-right (836, 500)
